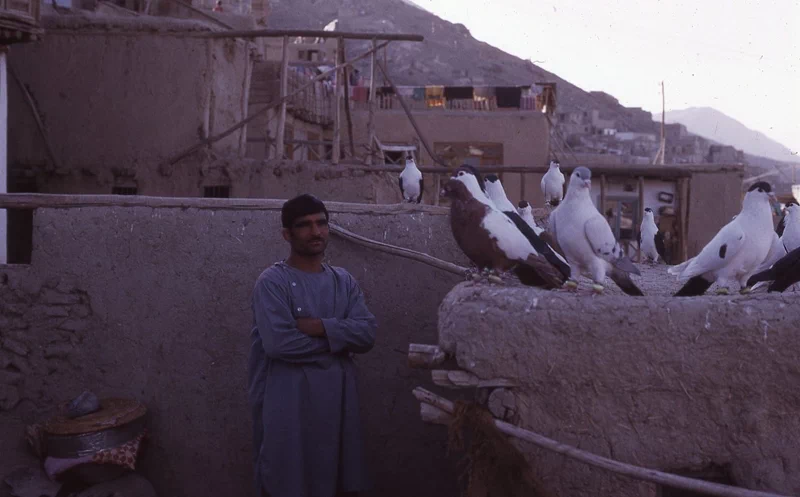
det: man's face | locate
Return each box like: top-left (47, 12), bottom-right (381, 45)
top-left (283, 212), bottom-right (329, 256)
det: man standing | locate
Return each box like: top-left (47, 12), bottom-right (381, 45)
top-left (248, 194), bottom-right (377, 497)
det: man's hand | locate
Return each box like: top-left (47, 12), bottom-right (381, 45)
top-left (296, 318), bottom-right (326, 337)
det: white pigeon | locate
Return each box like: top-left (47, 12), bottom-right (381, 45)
top-left (398, 154), bottom-right (423, 203)
top-left (541, 160), bottom-right (565, 207)
top-left (548, 166), bottom-right (643, 295)
top-left (639, 208), bottom-right (665, 263)
top-left (670, 181), bottom-right (776, 296)
top-left (517, 201), bottom-right (544, 235)
top-left (780, 203), bottom-right (800, 252)
top-left (483, 174), bottom-right (571, 278)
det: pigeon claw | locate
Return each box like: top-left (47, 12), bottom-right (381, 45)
top-left (739, 286), bottom-right (753, 295)
top-left (563, 280), bottom-right (579, 291)
top-left (591, 283), bottom-right (604, 294)
top-left (715, 287), bottom-right (730, 296)
top-left (488, 275), bottom-right (504, 285)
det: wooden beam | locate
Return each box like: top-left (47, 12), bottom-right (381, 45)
top-left (431, 370), bottom-right (517, 389)
top-left (339, 37), bottom-right (356, 159)
top-left (637, 176), bottom-right (644, 262)
top-left (366, 39), bottom-right (377, 166)
top-left (8, 63), bottom-right (61, 172)
top-left (679, 177), bottom-right (690, 261)
top-left (197, 29), bottom-right (425, 42)
top-left (330, 224), bottom-right (467, 276)
top-left (408, 344), bottom-right (447, 369)
top-left (412, 387), bottom-right (793, 497)
top-left (332, 38), bottom-right (343, 165)
top-left (599, 174), bottom-right (607, 213)
top-left (275, 35), bottom-right (289, 160)
top-left (167, 40), bottom-right (390, 165)
top-left (0, 193), bottom-right (451, 214)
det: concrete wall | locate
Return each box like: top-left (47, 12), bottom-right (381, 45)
top-left (8, 14), bottom-right (252, 190)
top-left (0, 200), bottom-right (468, 497)
top-left (439, 283), bottom-right (800, 497)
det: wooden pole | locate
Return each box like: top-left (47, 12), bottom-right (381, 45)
top-left (679, 177), bottom-right (690, 261)
top-left (412, 388), bottom-right (793, 497)
top-left (274, 35), bottom-right (289, 159)
top-left (366, 39), bottom-right (377, 166)
top-left (637, 176), bottom-right (644, 262)
top-left (433, 173), bottom-right (441, 206)
top-left (660, 81), bottom-right (666, 165)
top-left (332, 37), bottom-right (343, 165)
top-left (599, 174), bottom-right (607, 213)
top-left (376, 60), bottom-right (446, 167)
top-left (340, 37), bottom-right (356, 159)
top-left (8, 64), bottom-right (61, 171)
top-left (167, 40), bottom-right (390, 165)
top-left (329, 223), bottom-right (467, 275)
top-left (520, 173), bottom-right (527, 202)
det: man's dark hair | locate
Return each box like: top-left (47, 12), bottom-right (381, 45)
top-left (281, 194), bottom-right (329, 228)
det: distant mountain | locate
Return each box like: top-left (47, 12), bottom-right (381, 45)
top-left (266, 0), bottom-right (657, 131)
top-left (662, 107), bottom-right (796, 164)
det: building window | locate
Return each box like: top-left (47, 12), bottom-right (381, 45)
top-left (112, 186), bottom-right (138, 196)
top-left (204, 185), bottom-right (231, 198)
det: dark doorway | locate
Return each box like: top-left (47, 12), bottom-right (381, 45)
top-left (6, 177), bottom-right (37, 264)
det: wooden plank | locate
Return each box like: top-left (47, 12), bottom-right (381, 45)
top-left (412, 387), bottom-right (792, 497)
top-left (274, 36), bottom-right (289, 159)
top-left (0, 193), bottom-right (452, 215)
top-left (599, 174), bottom-right (607, 213)
top-left (198, 29), bottom-right (425, 42)
top-left (637, 176), bottom-right (644, 262)
top-left (408, 344), bottom-right (447, 369)
top-left (366, 39), bottom-right (377, 166)
top-left (679, 177), bottom-right (690, 261)
top-left (339, 37), bottom-right (355, 159)
top-left (332, 38), bottom-right (342, 164)
top-left (431, 370), bottom-right (517, 389)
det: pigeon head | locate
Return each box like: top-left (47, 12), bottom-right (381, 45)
top-left (644, 207), bottom-right (655, 220)
top-left (787, 203), bottom-right (800, 218)
top-left (745, 181), bottom-right (776, 204)
top-left (455, 164), bottom-right (486, 192)
top-left (518, 200), bottom-right (530, 209)
top-left (482, 174), bottom-right (506, 201)
top-left (570, 166), bottom-right (592, 190)
top-left (442, 178), bottom-right (471, 201)
top-left (549, 160), bottom-right (560, 169)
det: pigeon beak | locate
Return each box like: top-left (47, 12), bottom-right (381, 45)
top-left (584, 179), bottom-right (592, 188)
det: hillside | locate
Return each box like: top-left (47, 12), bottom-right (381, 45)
top-left (663, 107), bottom-right (796, 164)
top-left (266, 0), bottom-right (656, 131)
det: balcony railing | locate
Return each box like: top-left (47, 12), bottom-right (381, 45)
top-left (0, 0), bottom-right (42, 42)
top-left (348, 86), bottom-right (543, 112)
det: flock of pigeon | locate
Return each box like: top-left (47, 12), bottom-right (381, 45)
top-left (397, 154), bottom-right (800, 296)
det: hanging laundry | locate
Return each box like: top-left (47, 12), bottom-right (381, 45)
top-left (495, 87), bottom-right (522, 108)
top-left (444, 86), bottom-right (474, 100)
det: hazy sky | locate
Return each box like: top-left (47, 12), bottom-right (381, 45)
top-left (413, 0), bottom-right (799, 156)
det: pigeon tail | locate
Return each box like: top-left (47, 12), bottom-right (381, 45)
top-left (674, 275), bottom-right (714, 297)
top-left (610, 255), bottom-right (641, 276)
top-left (746, 267), bottom-right (777, 288)
top-left (514, 254), bottom-right (566, 289)
top-left (608, 268), bottom-right (644, 296)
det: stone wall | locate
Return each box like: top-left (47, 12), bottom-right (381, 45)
top-left (0, 200), bottom-right (468, 497)
top-left (438, 283), bottom-right (800, 497)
